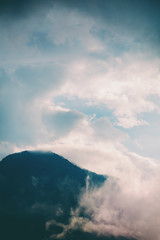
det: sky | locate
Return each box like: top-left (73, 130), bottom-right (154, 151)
top-left (1, 0), bottom-right (160, 239)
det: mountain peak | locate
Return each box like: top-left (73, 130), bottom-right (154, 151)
top-left (0, 151), bottom-right (134, 240)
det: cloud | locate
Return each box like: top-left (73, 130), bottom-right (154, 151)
top-left (0, 0), bottom-right (52, 17)
top-left (1, 3), bottom-right (160, 122)
top-left (49, 152), bottom-right (160, 240)
top-left (43, 108), bottom-right (85, 138)
top-left (0, 4), bottom-right (160, 239)
top-left (59, 0), bottom-right (160, 55)
top-left (0, 1), bottom-right (160, 164)
top-left (14, 63), bottom-right (63, 98)
top-left (0, 68), bottom-right (45, 144)
top-left (0, 7), bottom-right (105, 151)
top-left (91, 117), bottom-right (127, 142)
top-left (60, 56), bottom-right (160, 128)
top-left (76, 157), bottom-right (160, 240)
top-left (3, 0), bottom-right (160, 43)
top-left (0, 141), bottom-right (18, 160)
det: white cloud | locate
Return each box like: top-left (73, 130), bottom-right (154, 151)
top-left (91, 117), bottom-right (127, 142)
top-left (74, 153), bottom-right (160, 240)
top-left (60, 55), bottom-right (160, 128)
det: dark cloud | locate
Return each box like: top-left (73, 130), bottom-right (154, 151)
top-left (62, 0), bottom-right (160, 51)
top-left (1, 0), bottom-right (160, 27)
top-left (0, 0), bottom-right (50, 17)
top-left (0, 0), bottom-right (159, 54)
top-left (1, 0), bottom-right (159, 53)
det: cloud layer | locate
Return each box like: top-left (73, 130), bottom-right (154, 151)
top-left (71, 154), bottom-right (160, 240)
top-left (1, 1), bottom-right (160, 239)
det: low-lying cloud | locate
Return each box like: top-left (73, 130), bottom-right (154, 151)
top-left (51, 152), bottom-right (160, 240)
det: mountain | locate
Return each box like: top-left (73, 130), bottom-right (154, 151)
top-left (0, 151), bottom-right (135, 240)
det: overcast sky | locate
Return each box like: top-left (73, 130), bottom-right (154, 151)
top-left (1, 1), bottom-right (160, 239)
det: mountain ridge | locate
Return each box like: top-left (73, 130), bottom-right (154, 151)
top-left (0, 151), bottom-right (136, 240)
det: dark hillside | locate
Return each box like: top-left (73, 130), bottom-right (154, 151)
top-left (0, 151), bottom-right (135, 240)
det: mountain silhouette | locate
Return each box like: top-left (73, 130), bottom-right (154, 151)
top-left (0, 151), bottom-right (135, 240)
